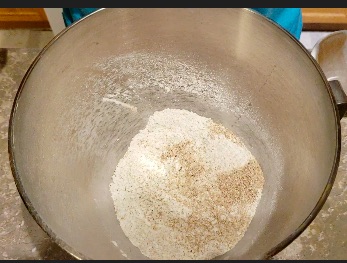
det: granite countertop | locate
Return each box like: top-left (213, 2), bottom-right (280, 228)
top-left (0, 48), bottom-right (346, 260)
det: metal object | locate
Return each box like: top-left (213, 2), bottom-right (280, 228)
top-left (329, 80), bottom-right (347, 119)
top-left (8, 8), bottom-right (342, 259)
top-left (311, 30), bottom-right (347, 118)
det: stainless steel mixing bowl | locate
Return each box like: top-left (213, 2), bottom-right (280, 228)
top-left (8, 8), bottom-right (347, 259)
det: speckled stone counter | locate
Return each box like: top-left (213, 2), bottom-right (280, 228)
top-left (0, 48), bottom-right (346, 260)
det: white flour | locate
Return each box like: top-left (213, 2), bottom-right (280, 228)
top-left (109, 109), bottom-right (264, 260)
top-left (92, 52), bottom-right (232, 112)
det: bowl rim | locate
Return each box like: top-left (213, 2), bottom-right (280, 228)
top-left (311, 29), bottom-right (347, 61)
top-left (7, 8), bottom-right (341, 260)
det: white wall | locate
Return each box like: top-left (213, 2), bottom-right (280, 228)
top-left (44, 8), bottom-right (65, 35)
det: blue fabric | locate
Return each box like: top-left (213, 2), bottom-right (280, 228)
top-left (62, 8), bottom-right (302, 39)
top-left (251, 8), bottom-right (302, 39)
top-left (62, 8), bottom-right (99, 26)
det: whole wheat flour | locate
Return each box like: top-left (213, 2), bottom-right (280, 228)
top-left (109, 108), bottom-right (264, 260)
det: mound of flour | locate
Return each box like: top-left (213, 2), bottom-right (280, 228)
top-left (109, 109), bottom-right (264, 260)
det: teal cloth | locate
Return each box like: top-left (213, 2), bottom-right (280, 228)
top-left (252, 8), bottom-right (302, 39)
top-left (62, 8), bottom-right (302, 39)
top-left (62, 8), bottom-right (99, 26)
